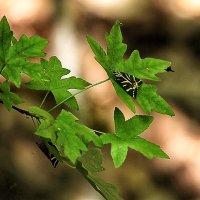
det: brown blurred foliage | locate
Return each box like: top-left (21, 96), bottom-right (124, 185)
top-left (0, 0), bottom-right (200, 200)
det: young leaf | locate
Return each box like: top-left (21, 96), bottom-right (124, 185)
top-left (26, 56), bottom-right (90, 110)
top-left (0, 82), bottom-right (23, 110)
top-left (78, 148), bottom-right (123, 200)
top-left (101, 108), bottom-right (168, 167)
top-left (136, 84), bottom-right (175, 116)
top-left (54, 110), bottom-right (102, 163)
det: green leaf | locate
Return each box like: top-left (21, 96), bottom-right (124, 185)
top-left (136, 84), bottom-right (175, 116)
top-left (29, 106), bottom-right (54, 121)
top-left (54, 110), bottom-right (87, 163)
top-left (111, 78), bottom-right (136, 112)
top-left (54, 110), bottom-right (102, 163)
top-left (115, 50), bottom-right (171, 81)
top-left (88, 21), bottom-right (174, 116)
top-left (0, 16), bottom-right (13, 72)
top-left (111, 138), bottom-right (128, 168)
top-left (78, 149), bottom-right (123, 200)
top-left (114, 108), bottom-right (153, 139)
top-left (106, 20), bottom-right (127, 68)
top-left (128, 136), bottom-right (169, 159)
top-left (101, 108), bottom-right (168, 167)
top-left (0, 82), bottom-right (23, 110)
top-left (0, 16), bottom-right (47, 87)
top-left (88, 175), bottom-right (123, 200)
top-left (79, 148), bottom-right (104, 173)
top-left (6, 34), bottom-right (47, 60)
top-left (29, 106), bottom-right (56, 141)
top-left (27, 56), bottom-right (90, 110)
top-left (86, 36), bottom-right (108, 71)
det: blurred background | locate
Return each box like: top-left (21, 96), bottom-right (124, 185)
top-left (0, 0), bottom-right (200, 199)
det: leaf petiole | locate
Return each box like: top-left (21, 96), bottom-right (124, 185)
top-left (40, 91), bottom-right (50, 108)
top-left (48, 78), bottom-right (110, 112)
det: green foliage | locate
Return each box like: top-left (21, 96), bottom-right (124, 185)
top-left (136, 84), bottom-right (174, 116)
top-left (27, 56), bottom-right (90, 109)
top-left (0, 16), bottom-right (175, 200)
top-left (114, 50), bottom-right (171, 81)
top-left (78, 148), bottom-right (123, 200)
top-left (101, 108), bottom-right (168, 167)
top-left (87, 21), bottom-right (174, 116)
top-left (0, 16), bottom-right (47, 87)
top-left (0, 82), bottom-right (23, 110)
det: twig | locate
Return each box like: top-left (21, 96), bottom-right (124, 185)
top-left (0, 100), bottom-right (43, 121)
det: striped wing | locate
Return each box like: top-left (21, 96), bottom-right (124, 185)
top-left (113, 72), bottom-right (143, 98)
top-left (37, 141), bottom-right (59, 168)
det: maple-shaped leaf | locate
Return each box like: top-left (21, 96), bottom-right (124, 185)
top-left (53, 110), bottom-right (102, 164)
top-left (0, 82), bottom-right (23, 110)
top-left (87, 22), bottom-right (135, 112)
top-left (101, 108), bottom-right (169, 167)
top-left (78, 148), bottom-right (123, 200)
top-left (136, 84), bottom-right (175, 116)
top-left (79, 148), bottom-right (104, 173)
top-left (87, 20), bottom-right (174, 116)
top-left (26, 56), bottom-right (90, 110)
top-left (0, 16), bottom-right (47, 87)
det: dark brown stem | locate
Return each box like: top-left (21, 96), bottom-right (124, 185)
top-left (0, 100), bottom-right (43, 121)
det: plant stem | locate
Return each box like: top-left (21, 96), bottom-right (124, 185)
top-left (0, 100), bottom-right (42, 121)
top-left (48, 78), bottom-right (110, 112)
top-left (40, 91), bottom-right (50, 108)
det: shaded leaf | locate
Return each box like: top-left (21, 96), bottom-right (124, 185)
top-left (0, 17), bottom-right (47, 87)
top-left (54, 110), bottom-right (102, 163)
top-left (79, 148), bottom-right (104, 173)
top-left (29, 106), bottom-right (56, 141)
top-left (0, 82), bottom-right (23, 110)
top-left (78, 149), bottom-right (123, 200)
top-left (0, 16), bottom-right (13, 72)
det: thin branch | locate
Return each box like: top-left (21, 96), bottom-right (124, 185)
top-left (0, 100), bottom-right (43, 121)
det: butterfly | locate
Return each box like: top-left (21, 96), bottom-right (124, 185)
top-left (36, 140), bottom-right (59, 168)
top-left (113, 71), bottom-right (143, 98)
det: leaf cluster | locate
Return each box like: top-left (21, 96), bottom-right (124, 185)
top-left (0, 17), bottom-right (175, 200)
